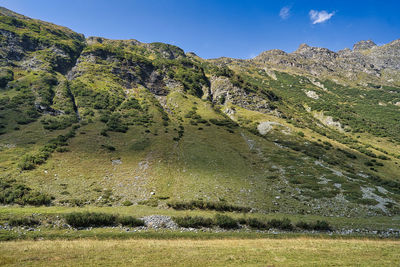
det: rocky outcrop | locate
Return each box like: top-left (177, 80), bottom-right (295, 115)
top-left (353, 40), bottom-right (377, 51)
top-left (209, 76), bottom-right (273, 113)
top-left (253, 39), bottom-right (400, 85)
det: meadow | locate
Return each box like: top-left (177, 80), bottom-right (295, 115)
top-left (0, 238), bottom-right (399, 266)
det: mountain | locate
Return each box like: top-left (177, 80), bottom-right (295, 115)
top-left (0, 7), bottom-right (399, 217)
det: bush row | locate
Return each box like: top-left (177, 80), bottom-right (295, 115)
top-left (64, 212), bottom-right (144, 228)
top-left (173, 215), bottom-right (332, 231)
top-left (167, 200), bottom-right (251, 213)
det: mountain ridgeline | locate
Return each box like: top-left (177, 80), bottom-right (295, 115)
top-left (1, 7), bottom-right (400, 217)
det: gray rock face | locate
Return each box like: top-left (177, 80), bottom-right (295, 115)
top-left (253, 39), bottom-right (400, 85)
top-left (209, 76), bottom-right (273, 113)
top-left (353, 40), bottom-right (377, 51)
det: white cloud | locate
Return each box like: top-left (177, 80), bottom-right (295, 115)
top-left (309, 10), bottom-right (335, 24)
top-left (279, 6), bottom-right (291, 20)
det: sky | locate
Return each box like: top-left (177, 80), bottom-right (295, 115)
top-left (0, 0), bottom-right (399, 59)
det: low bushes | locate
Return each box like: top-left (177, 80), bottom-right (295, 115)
top-left (246, 218), bottom-right (293, 230)
top-left (173, 216), bottom-right (213, 228)
top-left (167, 200), bottom-right (250, 213)
top-left (64, 212), bottom-right (144, 228)
top-left (215, 214), bottom-right (239, 229)
top-left (268, 218), bottom-right (293, 231)
top-left (247, 218), bottom-right (268, 229)
top-left (295, 220), bottom-right (332, 231)
top-left (19, 127), bottom-right (78, 170)
top-left (116, 216), bottom-right (145, 227)
top-left (65, 212), bottom-right (116, 228)
top-left (172, 215), bottom-right (333, 232)
top-left (173, 214), bottom-right (237, 229)
top-left (8, 217), bottom-right (40, 227)
top-left (0, 179), bottom-right (52, 206)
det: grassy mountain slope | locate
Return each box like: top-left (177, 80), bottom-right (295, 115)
top-left (0, 7), bottom-right (400, 218)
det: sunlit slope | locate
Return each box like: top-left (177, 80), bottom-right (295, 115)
top-left (0, 7), bottom-right (400, 217)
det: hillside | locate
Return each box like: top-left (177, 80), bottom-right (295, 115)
top-left (1, 6), bottom-right (400, 219)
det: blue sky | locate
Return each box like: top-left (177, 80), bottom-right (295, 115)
top-left (1, 0), bottom-right (399, 59)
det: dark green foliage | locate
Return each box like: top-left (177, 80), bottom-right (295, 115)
top-left (214, 214), bottom-right (238, 229)
top-left (18, 128), bottom-right (77, 170)
top-left (173, 216), bottom-right (214, 228)
top-left (65, 212), bottom-right (145, 228)
top-left (116, 216), bottom-right (144, 227)
top-left (0, 68), bottom-right (13, 87)
top-left (209, 119), bottom-right (238, 128)
top-left (21, 192), bottom-right (52, 206)
top-left (70, 81), bottom-right (124, 111)
top-left (120, 97), bottom-right (141, 110)
top-left (247, 218), bottom-right (268, 229)
top-left (138, 199), bottom-right (159, 207)
top-left (101, 144), bottom-right (116, 151)
top-left (121, 200), bottom-right (133, 206)
top-left (106, 112), bottom-right (128, 133)
top-left (41, 115), bottom-right (77, 130)
top-left (8, 217), bottom-right (40, 227)
top-left (0, 179), bottom-right (52, 206)
top-left (267, 218), bottom-right (293, 230)
top-left (167, 200), bottom-right (250, 213)
top-left (296, 220), bottom-right (332, 231)
top-left (149, 42), bottom-right (185, 59)
top-left (65, 212), bottom-right (117, 228)
top-left (214, 66), bottom-right (234, 77)
top-left (337, 148), bottom-right (357, 159)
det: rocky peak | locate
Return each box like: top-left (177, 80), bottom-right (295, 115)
top-left (353, 40), bottom-right (377, 51)
top-left (296, 43), bottom-right (311, 52)
top-left (293, 43), bottom-right (336, 59)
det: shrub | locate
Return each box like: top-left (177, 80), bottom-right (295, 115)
top-left (247, 218), bottom-right (268, 229)
top-left (167, 200), bottom-right (250, 213)
top-left (65, 212), bottom-right (116, 228)
top-left (117, 216), bottom-right (144, 227)
top-left (209, 119), bottom-right (238, 128)
top-left (106, 113), bottom-right (128, 133)
top-left (267, 218), bottom-right (293, 230)
top-left (138, 199), bottom-right (158, 207)
top-left (101, 144), bottom-right (116, 151)
top-left (0, 68), bottom-right (13, 88)
top-left (122, 200), bottom-right (133, 206)
top-left (173, 216), bottom-right (213, 228)
top-left (312, 220), bottom-right (332, 231)
top-left (8, 217), bottom-right (39, 227)
top-left (0, 180), bottom-right (52, 206)
top-left (296, 220), bottom-right (332, 231)
top-left (215, 214), bottom-right (238, 229)
top-left (296, 221), bottom-right (313, 230)
top-left (21, 192), bottom-right (52, 206)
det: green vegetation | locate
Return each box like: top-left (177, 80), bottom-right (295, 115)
top-left (1, 7), bottom-right (400, 234)
top-left (8, 217), bottom-right (40, 227)
top-left (173, 216), bottom-right (214, 228)
top-left (167, 200), bottom-right (251, 213)
top-left (64, 212), bottom-right (144, 228)
top-left (0, 179), bottom-right (52, 206)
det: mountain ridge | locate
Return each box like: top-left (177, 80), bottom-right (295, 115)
top-left (1, 7), bottom-right (400, 218)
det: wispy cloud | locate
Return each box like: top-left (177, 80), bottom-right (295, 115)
top-left (279, 6), bottom-right (291, 20)
top-left (309, 10), bottom-right (335, 24)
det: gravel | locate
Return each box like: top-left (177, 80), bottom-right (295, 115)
top-left (141, 215), bottom-right (178, 229)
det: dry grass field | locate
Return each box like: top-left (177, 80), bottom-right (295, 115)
top-left (0, 238), bottom-right (399, 266)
